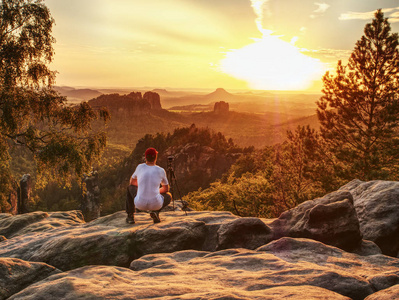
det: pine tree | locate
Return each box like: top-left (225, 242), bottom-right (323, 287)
top-left (317, 9), bottom-right (399, 180)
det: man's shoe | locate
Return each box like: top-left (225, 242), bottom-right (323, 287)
top-left (126, 215), bottom-right (135, 224)
top-left (150, 211), bottom-right (161, 224)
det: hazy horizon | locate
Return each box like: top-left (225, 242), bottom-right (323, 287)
top-left (44, 0), bottom-right (399, 92)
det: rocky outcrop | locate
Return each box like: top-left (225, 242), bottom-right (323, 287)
top-left (88, 91), bottom-right (162, 117)
top-left (216, 217), bottom-right (273, 250)
top-left (6, 238), bottom-right (399, 300)
top-left (214, 101), bottom-right (229, 114)
top-left (365, 284), bottom-right (399, 300)
top-left (143, 91), bottom-right (162, 110)
top-left (1, 180), bottom-right (399, 299)
top-left (340, 179), bottom-right (399, 256)
top-left (270, 190), bottom-right (362, 252)
top-left (0, 258), bottom-right (60, 300)
top-left (18, 174), bottom-right (31, 214)
top-left (81, 171), bottom-right (101, 221)
top-left (163, 143), bottom-right (240, 195)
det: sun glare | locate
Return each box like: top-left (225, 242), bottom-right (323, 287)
top-left (220, 34), bottom-right (325, 90)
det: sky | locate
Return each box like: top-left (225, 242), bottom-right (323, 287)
top-left (44, 0), bottom-right (399, 91)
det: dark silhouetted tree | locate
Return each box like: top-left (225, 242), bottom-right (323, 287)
top-left (317, 10), bottom-right (399, 180)
top-left (0, 0), bottom-right (108, 211)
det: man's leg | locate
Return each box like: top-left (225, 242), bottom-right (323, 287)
top-left (150, 192), bottom-right (173, 224)
top-left (126, 185), bottom-right (137, 224)
top-left (161, 192), bottom-right (172, 210)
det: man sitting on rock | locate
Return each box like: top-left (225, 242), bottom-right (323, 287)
top-left (126, 147), bottom-right (172, 224)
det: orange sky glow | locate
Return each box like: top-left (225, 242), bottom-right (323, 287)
top-left (44, 0), bottom-right (399, 92)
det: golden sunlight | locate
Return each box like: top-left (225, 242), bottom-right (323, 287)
top-left (220, 34), bottom-right (325, 90)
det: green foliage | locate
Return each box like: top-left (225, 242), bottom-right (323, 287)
top-left (0, 0), bottom-right (109, 207)
top-left (186, 125), bottom-right (340, 218)
top-left (187, 173), bottom-right (274, 218)
top-left (317, 10), bottom-right (399, 180)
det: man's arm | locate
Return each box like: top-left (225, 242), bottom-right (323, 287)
top-left (159, 184), bottom-right (169, 194)
top-left (130, 177), bottom-right (138, 186)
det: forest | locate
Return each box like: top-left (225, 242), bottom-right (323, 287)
top-left (1, 4), bottom-right (399, 220)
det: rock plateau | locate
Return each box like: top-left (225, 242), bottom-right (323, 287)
top-left (1, 179), bottom-right (399, 299)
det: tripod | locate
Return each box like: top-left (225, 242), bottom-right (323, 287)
top-left (166, 156), bottom-right (187, 214)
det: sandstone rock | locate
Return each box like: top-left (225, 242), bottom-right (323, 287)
top-left (130, 238), bottom-right (399, 300)
top-left (18, 174), bottom-right (31, 214)
top-left (0, 257), bottom-right (60, 300)
top-left (163, 142), bottom-right (239, 194)
top-left (0, 211), bottom-right (49, 238)
top-left (214, 101), bottom-right (229, 114)
top-left (365, 284), bottom-right (399, 300)
top-left (217, 217), bottom-right (273, 250)
top-left (0, 211), bottom-right (237, 271)
top-left (132, 219), bottom-right (207, 260)
top-left (352, 239), bottom-right (382, 256)
top-left (0, 210), bottom-right (84, 239)
top-left (340, 179), bottom-right (399, 256)
top-left (143, 91), bottom-right (162, 109)
top-left (270, 190), bottom-right (362, 251)
top-left (7, 189), bottom-right (17, 215)
top-left (1, 205), bottom-right (399, 299)
top-left (6, 264), bottom-right (347, 300)
top-left (81, 171), bottom-right (101, 221)
top-left (12, 239), bottom-right (384, 300)
top-left (367, 273), bottom-right (399, 291)
top-left (0, 214), bottom-right (11, 220)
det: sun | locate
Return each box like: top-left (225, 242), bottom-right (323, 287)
top-left (220, 34), bottom-right (325, 90)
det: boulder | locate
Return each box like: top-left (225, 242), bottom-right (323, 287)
top-left (216, 217), bottom-right (273, 250)
top-left (270, 190), bottom-right (362, 251)
top-left (340, 179), bottom-right (399, 256)
top-left (365, 284), bottom-right (399, 300)
top-left (0, 257), bottom-right (60, 300)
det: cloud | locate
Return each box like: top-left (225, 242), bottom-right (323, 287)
top-left (339, 7), bottom-right (399, 23)
top-left (250, 0), bottom-right (271, 34)
top-left (310, 2), bottom-right (330, 19)
top-left (314, 2), bottom-right (330, 14)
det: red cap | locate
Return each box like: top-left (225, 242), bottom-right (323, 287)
top-left (145, 147), bottom-right (158, 157)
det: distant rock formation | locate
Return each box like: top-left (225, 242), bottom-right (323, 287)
top-left (88, 91), bottom-right (162, 117)
top-left (143, 91), bottom-right (162, 110)
top-left (214, 101), bottom-right (229, 114)
top-left (2, 180), bottom-right (399, 299)
top-left (205, 88), bottom-right (235, 101)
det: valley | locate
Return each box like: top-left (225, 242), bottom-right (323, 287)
top-left (58, 86), bottom-right (321, 148)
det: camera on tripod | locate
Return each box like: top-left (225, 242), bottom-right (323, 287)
top-left (167, 155), bottom-right (175, 169)
top-left (165, 155), bottom-right (187, 213)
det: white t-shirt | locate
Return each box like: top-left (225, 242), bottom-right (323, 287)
top-left (131, 163), bottom-right (169, 211)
